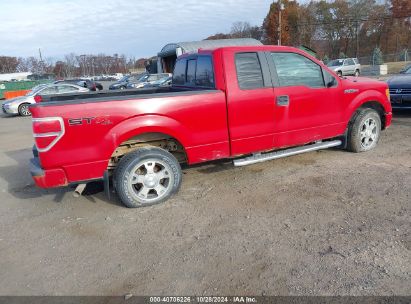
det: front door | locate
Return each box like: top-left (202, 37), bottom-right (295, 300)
top-left (268, 51), bottom-right (346, 148)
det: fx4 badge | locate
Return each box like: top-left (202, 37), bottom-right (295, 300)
top-left (68, 116), bottom-right (113, 126)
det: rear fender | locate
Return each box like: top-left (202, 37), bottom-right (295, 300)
top-left (104, 114), bottom-right (189, 159)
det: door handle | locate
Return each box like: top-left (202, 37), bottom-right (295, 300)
top-left (276, 95), bottom-right (289, 106)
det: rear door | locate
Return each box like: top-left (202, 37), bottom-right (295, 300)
top-left (225, 51), bottom-right (276, 155)
top-left (346, 58), bottom-right (356, 75)
top-left (268, 51), bottom-right (345, 147)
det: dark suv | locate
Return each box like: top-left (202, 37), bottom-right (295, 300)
top-left (388, 65), bottom-right (411, 109)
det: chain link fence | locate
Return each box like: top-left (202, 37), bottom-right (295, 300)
top-left (358, 50), bottom-right (411, 65)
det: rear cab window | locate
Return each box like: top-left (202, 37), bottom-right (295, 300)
top-left (235, 52), bottom-right (264, 89)
top-left (172, 55), bottom-right (215, 88)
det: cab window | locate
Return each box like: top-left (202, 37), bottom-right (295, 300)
top-left (186, 59), bottom-right (196, 85)
top-left (172, 56), bottom-right (215, 88)
top-left (235, 52), bottom-right (264, 89)
top-left (195, 56), bottom-right (214, 87)
top-left (271, 52), bottom-right (325, 88)
top-left (172, 59), bottom-right (186, 85)
top-left (323, 70), bottom-right (337, 87)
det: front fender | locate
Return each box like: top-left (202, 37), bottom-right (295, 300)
top-left (345, 89), bottom-right (391, 122)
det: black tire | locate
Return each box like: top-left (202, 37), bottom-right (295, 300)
top-left (347, 108), bottom-right (381, 153)
top-left (337, 71), bottom-right (343, 77)
top-left (18, 103), bottom-right (31, 116)
top-left (354, 69), bottom-right (360, 77)
top-left (114, 147), bottom-right (182, 208)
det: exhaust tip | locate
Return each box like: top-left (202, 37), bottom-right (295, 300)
top-left (73, 183), bottom-right (87, 197)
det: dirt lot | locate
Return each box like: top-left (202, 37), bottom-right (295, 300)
top-left (0, 111), bottom-right (410, 296)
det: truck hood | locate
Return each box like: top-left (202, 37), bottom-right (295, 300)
top-left (340, 76), bottom-right (388, 93)
top-left (387, 75), bottom-right (411, 88)
top-left (343, 76), bottom-right (382, 84)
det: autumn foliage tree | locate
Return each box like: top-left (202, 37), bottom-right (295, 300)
top-left (262, 0), bottom-right (299, 46)
top-left (206, 0), bottom-right (411, 61)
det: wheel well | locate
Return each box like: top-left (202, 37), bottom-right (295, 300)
top-left (358, 101), bottom-right (386, 129)
top-left (108, 132), bottom-right (187, 169)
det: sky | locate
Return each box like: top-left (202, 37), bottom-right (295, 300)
top-left (0, 0), bottom-right (275, 60)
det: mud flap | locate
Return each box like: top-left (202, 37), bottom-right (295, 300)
top-left (103, 170), bottom-right (111, 200)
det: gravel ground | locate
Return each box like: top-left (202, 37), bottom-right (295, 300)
top-left (0, 111), bottom-right (410, 296)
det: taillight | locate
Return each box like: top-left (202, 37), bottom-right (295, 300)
top-left (34, 95), bottom-right (42, 103)
top-left (32, 117), bottom-right (65, 152)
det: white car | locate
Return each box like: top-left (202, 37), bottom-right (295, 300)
top-left (2, 83), bottom-right (89, 116)
top-left (327, 58), bottom-right (361, 77)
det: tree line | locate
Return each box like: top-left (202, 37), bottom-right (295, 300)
top-left (0, 53), bottom-right (149, 78)
top-left (206, 0), bottom-right (411, 62)
top-left (1, 0), bottom-right (410, 76)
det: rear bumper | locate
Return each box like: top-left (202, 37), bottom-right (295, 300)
top-left (30, 157), bottom-right (68, 188)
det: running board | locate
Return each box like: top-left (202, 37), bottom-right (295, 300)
top-left (233, 140), bottom-right (342, 167)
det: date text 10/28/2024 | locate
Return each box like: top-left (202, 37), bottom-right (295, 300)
top-left (149, 296), bottom-right (257, 303)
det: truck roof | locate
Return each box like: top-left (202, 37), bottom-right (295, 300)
top-left (183, 45), bottom-right (317, 61)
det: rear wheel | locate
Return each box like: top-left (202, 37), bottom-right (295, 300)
top-left (18, 103), bottom-right (31, 116)
top-left (347, 108), bottom-right (381, 152)
top-left (114, 147), bottom-right (182, 208)
top-left (354, 69), bottom-right (360, 77)
top-left (337, 71), bottom-right (343, 77)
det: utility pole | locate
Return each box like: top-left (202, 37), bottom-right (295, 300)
top-left (38, 48), bottom-right (45, 74)
top-left (38, 48), bottom-right (43, 62)
top-left (355, 20), bottom-right (359, 59)
top-left (278, 2), bottom-right (285, 45)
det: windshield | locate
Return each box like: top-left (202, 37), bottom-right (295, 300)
top-left (118, 75), bottom-right (129, 82)
top-left (158, 77), bottom-right (171, 84)
top-left (327, 59), bottom-right (344, 67)
top-left (137, 74), bottom-right (149, 82)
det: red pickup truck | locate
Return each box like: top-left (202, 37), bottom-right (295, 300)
top-left (30, 46), bottom-right (392, 208)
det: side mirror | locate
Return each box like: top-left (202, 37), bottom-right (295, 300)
top-left (326, 78), bottom-right (336, 88)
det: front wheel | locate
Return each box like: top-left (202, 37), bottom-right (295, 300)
top-left (114, 147), bottom-right (182, 208)
top-left (347, 108), bottom-right (381, 153)
top-left (18, 103), bottom-right (31, 116)
top-left (354, 69), bottom-right (360, 77)
top-left (337, 71), bottom-right (343, 77)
